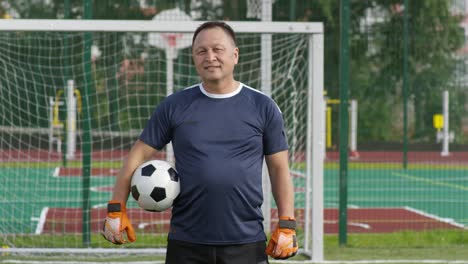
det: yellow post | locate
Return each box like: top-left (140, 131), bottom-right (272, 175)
top-left (53, 90), bottom-right (64, 127)
top-left (326, 106), bottom-right (332, 148)
top-left (74, 89), bottom-right (82, 114)
top-left (327, 99), bottom-right (340, 105)
top-left (433, 114), bottom-right (444, 132)
top-left (325, 98), bottom-right (339, 148)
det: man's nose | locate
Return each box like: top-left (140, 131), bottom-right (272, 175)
top-left (205, 50), bottom-right (217, 61)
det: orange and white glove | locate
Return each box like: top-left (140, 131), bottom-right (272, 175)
top-left (266, 216), bottom-right (298, 259)
top-left (101, 200), bottom-right (136, 244)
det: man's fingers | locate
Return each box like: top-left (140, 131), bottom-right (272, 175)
top-left (268, 232), bottom-right (298, 259)
top-left (120, 230), bottom-right (129, 244)
top-left (102, 202), bottom-right (137, 245)
top-left (272, 248), bottom-right (296, 259)
top-left (125, 221), bottom-right (137, 242)
top-left (267, 218), bottom-right (298, 260)
top-left (112, 227), bottom-right (125, 244)
top-left (102, 230), bottom-right (117, 244)
top-left (265, 239), bottom-right (275, 255)
top-left (102, 219), bottom-right (126, 244)
top-left (113, 235), bottom-right (124, 244)
top-left (273, 246), bottom-right (282, 258)
top-left (277, 233), bottom-right (293, 247)
top-left (110, 231), bottom-right (124, 244)
top-left (283, 252), bottom-right (292, 259)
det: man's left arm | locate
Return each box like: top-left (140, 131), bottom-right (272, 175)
top-left (265, 150), bottom-right (298, 259)
top-left (265, 150), bottom-right (294, 218)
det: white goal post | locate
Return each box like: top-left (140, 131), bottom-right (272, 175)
top-left (0, 19), bottom-right (324, 261)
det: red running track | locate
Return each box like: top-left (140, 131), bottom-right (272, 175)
top-left (37, 207), bottom-right (463, 234)
top-left (2, 150), bottom-right (467, 163)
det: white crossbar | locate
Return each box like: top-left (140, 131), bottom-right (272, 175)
top-left (0, 19), bottom-right (323, 34)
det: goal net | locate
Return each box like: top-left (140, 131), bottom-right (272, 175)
top-left (0, 19), bottom-right (324, 260)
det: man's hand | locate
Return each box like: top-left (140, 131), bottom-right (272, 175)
top-left (101, 200), bottom-right (136, 244)
top-left (266, 216), bottom-right (298, 259)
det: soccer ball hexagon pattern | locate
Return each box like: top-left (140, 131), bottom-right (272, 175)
top-left (130, 160), bottom-right (180, 212)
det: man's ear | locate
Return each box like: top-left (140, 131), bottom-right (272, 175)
top-left (234, 47), bottom-right (239, 65)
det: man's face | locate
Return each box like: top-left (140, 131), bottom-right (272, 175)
top-left (192, 27), bottom-right (239, 83)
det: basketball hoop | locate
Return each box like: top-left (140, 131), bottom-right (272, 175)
top-left (148, 8), bottom-right (193, 50)
top-left (149, 32), bottom-right (192, 51)
top-left (161, 33), bottom-right (184, 48)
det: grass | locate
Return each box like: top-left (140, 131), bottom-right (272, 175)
top-left (323, 230), bottom-right (468, 261)
top-left (2, 230), bottom-right (468, 263)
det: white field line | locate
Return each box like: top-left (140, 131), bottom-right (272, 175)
top-left (404, 206), bottom-right (466, 229)
top-left (137, 220), bottom-right (171, 229)
top-left (32, 207), bottom-right (49, 234)
top-left (392, 172), bottom-right (468, 191)
top-left (291, 169), bottom-right (305, 178)
top-left (92, 202), bottom-right (107, 209)
top-left (52, 167), bottom-right (60, 177)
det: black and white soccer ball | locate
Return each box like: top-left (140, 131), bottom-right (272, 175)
top-left (130, 160), bottom-right (180, 212)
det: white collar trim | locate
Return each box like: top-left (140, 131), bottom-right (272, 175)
top-left (199, 82), bottom-right (243, 99)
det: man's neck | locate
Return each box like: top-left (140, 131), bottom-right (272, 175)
top-left (202, 79), bottom-right (239, 94)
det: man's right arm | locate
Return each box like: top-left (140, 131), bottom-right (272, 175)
top-left (102, 139), bottom-right (157, 244)
top-left (112, 139), bottom-right (158, 203)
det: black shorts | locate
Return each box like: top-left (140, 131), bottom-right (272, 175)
top-left (165, 239), bottom-right (269, 264)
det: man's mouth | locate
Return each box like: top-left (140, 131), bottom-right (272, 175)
top-left (204, 65), bottom-right (220, 70)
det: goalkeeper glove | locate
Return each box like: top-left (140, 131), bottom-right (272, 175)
top-left (266, 216), bottom-right (298, 259)
top-left (101, 200), bottom-right (136, 244)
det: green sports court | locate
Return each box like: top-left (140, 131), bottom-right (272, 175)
top-left (1, 151), bottom-right (466, 237)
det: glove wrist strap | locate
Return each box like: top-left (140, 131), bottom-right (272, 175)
top-left (278, 219), bottom-right (296, 230)
top-left (107, 202), bottom-right (122, 213)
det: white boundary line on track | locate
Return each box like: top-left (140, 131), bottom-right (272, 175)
top-left (404, 206), bottom-right (466, 229)
top-left (32, 207), bottom-right (49, 234)
top-left (52, 167), bottom-right (60, 177)
top-left (290, 169), bottom-right (305, 178)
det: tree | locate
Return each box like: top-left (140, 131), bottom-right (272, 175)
top-left (368, 0), bottom-right (464, 142)
top-left (306, 0), bottom-right (464, 145)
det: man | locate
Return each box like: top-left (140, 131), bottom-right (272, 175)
top-left (102, 21), bottom-right (298, 263)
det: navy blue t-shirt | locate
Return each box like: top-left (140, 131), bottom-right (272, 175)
top-left (139, 82), bottom-right (288, 245)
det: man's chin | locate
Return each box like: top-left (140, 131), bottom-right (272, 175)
top-left (202, 74), bottom-right (223, 82)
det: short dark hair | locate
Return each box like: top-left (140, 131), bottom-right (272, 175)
top-left (192, 21), bottom-right (237, 47)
